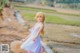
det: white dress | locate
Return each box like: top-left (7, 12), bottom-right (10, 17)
top-left (21, 23), bottom-right (42, 53)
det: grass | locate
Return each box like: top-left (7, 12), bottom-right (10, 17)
top-left (22, 12), bottom-right (80, 26)
top-left (46, 14), bottom-right (80, 26)
top-left (14, 6), bottom-right (57, 13)
top-left (13, 5), bottom-right (80, 26)
top-left (14, 5), bottom-right (80, 17)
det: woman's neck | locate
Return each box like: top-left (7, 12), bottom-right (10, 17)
top-left (37, 21), bottom-right (43, 23)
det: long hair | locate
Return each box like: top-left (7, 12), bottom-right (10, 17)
top-left (35, 12), bottom-right (45, 35)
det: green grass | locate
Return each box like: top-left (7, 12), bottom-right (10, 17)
top-left (14, 6), bottom-right (57, 13)
top-left (13, 5), bottom-right (80, 26)
top-left (15, 6), bottom-right (80, 17)
top-left (23, 12), bottom-right (35, 21)
top-left (22, 12), bottom-right (80, 26)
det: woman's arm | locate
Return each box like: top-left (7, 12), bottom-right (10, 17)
top-left (22, 34), bottom-right (30, 42)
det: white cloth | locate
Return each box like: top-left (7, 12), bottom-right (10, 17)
top-left (41, 41), bottom-right (53, 53)
top-left (21, 23), bottom-right (42, 53)
top-left (15, 11), bottom-right (25, 25)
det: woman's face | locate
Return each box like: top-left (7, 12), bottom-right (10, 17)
top-left (37, 15), bottom-right (43, 22)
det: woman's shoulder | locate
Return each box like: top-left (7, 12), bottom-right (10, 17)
top-left (39, 22), bottom-right (44, 28)
top-left (36, 22), bottom-right (44, 27)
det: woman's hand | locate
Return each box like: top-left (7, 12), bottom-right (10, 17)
top-left (33, 37), bottom-right (37, 42)
top-left (21, 35), bottom-right (29, 42)
top-left (21, 39), bottom-right (26, 42)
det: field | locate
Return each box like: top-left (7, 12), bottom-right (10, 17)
top-left (14, 6), bottom-right (80, 26)
top-left (0, 2), bottom-right (80, 53)
top-left (14, 5), bottom-right (80, 53)
top-left (27, 21), bottom-right (80, 53)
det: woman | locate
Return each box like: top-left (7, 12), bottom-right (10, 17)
top-left (21, 12), bottom-right (45, 53)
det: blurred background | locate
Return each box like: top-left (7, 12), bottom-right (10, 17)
top-left (0, 0), bottom-right (80, 53)
top-left (12, 0), bottom-right (80, 53)
top-left (12, 0), bottom-right (80, 9)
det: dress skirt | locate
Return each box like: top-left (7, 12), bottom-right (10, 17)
top-left (21, 36), bottom-right (42, 53)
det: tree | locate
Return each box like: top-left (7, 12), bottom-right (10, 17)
top-left (0, 0), bottom-right (9, 12)
top-left (0, 0), bottom-right (9, 20)
top-left (46, 0), bottom-right (54, 7)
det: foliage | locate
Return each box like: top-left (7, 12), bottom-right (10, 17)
top-left (56, 0), bottom-right (80, 4)
top-left (0, 0), bottom-right (9, 13)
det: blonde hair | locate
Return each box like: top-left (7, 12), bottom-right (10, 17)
top-left (35, 12), bottom-right (45, 22)
top-left (35, 12), bottom-right (45, 35)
